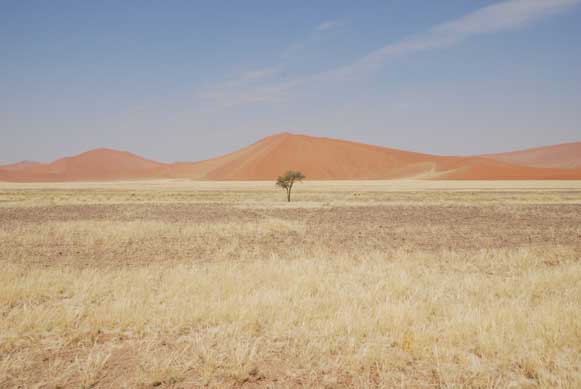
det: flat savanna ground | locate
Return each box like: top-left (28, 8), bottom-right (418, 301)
top-left (1, 180), bottom-right (580, 388)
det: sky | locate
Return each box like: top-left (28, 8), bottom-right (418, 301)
top-left (1, 0), bottom-right (581, 164)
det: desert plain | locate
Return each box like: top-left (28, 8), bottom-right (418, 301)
top-left (0, 180), bottom-right (580, 388)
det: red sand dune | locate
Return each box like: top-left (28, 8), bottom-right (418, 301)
top-left (159, 133), bottom-right (444, 180)
top-left (0, 161), bottom-right (40, 171)
top-left (1, 133), bottom-right (580, 181)
top-left (158, 133), bottom-right (581, 180)
top-left (482, 142), bottom-right (581, 169)
top-left (0, 148), bottom-right (166, 182)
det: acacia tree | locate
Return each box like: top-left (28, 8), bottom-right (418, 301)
top-left (276, 170), bottom-right (305, 202)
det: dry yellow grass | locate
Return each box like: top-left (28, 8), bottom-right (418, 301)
top-left (1, 179), bottom-right (580, 208)
top-left (0, 180), bottom-right (580, 387)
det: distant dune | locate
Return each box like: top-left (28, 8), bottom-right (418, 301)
top-left (0, 148), bottom-right (166, 182)
top-left (158, 133), bottom-right (581, 180)
top-left (0, 161), bottom-right (40, 171)
top-left (1, 133), bottom-right (580, 181)
top-left (482, 142), bottom-right (581, 169)
top-left (159, 133), bottom-right (446, 180)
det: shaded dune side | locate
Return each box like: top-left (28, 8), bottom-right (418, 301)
top-left (433, 157), bottom-right (581, 180)
top-left (482, 142), bottom-right (581, 169)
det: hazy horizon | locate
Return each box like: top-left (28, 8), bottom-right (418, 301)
top-left (2, 0), bottom-right (581, 164)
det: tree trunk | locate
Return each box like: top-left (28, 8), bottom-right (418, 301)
top-left (287, 182), bottom-right (293, 202)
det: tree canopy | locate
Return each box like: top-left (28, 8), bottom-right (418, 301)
top-left (276, 170), bottom-right (305, 202)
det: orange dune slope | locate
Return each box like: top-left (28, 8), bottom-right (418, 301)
top-left (158, 133), bottom-right (581, 180)
top-left (482, 142), bottom-right (581, 169)
top-left (0, 148), bottom-right (167, 182)
top-left (1, 133), bottom-right (580, 181)
top-left (160, 132), bottom-right (445, 180)
top-left (0, 161), bottom-right (40, 171)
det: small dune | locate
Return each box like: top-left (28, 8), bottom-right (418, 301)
top-left (0, 148), bottom-right (167, 182)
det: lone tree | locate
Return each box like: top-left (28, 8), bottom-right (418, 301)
top-left (276, 170), bottom-right (305, 202)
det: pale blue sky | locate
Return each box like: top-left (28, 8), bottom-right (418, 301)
top-left (1, 0), bottom-right (580, 163)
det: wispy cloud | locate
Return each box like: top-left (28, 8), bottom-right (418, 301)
top-left (199, 0), bottom-right (581, 106)
top-left (199, 81), bottom-right (296, 106)
top-left (197, 67), bottom-right (294, 106)
top-left (342, 0), bottom-right (581, 74)
top-left (280, 19), bottom-right (344, 58)
top-left (436, 0), bottom-right (580, 35)
top-left (239, 67), bottom-right (280, 82)
top-left (316, 20), bottom-right (343, 31)
top-left (199, 18), bottom-right (346, 104)
top-left (279, 42), bottom-right (306, 59)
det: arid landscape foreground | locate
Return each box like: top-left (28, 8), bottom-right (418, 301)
top-left (1, 180), bottom-right (580, 387)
